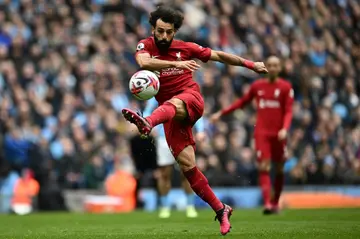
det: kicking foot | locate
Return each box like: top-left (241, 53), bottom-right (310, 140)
top-left (158, 207), bottom-right (171, 219)
top-left (122, 108), bottom-right (152, 137)
top-left (186, 205), bottom-right (198, 218)
top-left (215, 204), bottom-right (233, 235)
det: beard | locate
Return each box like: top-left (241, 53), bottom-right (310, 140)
top-left (154, 34), bottom-right (173, 52)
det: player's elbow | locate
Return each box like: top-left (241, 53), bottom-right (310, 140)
top-left (137, 59), bottom-right (149, 70)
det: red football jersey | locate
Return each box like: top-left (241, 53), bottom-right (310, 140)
top-left (222, 79), bottom-right (294, 136)
top-left (135, 37), bottom-right (211, 103)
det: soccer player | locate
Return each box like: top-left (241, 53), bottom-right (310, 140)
top-left (144, 97), bottom-right (203, 219)
top-left (210, 56), bottom-right (293, 215)
top-left (122, 6), bottom-right (267, 235)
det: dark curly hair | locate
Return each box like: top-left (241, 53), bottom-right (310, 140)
top-left (149, 6), bottom-right (184, 31)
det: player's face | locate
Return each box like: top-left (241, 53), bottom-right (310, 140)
top-left (153, 19), bottom-right (175, 52)
top-left (266, 57), bottom-right (281, 79)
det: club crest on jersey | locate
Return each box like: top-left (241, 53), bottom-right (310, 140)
top-left (176, 52), bottom-right (181, 61)
top-left (136, 43), bottom-right (144, 51)
top-left (274, 89), bottom-right (280, 98)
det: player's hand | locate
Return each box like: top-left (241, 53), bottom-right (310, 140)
top-left (209, 111), bottom-right (222, 124)
top-left (253, 62), bottom-right (268, 74)
top-left (278, 128), bottom-right (287, 141)
top-left (175, 60), bottom-right (201, 72)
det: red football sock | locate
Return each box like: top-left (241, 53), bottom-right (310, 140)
top-left (145, 102), bottom-right (176, 127)
top-left (183, 167), bottom-right (223, 212)
top-left (259, 171), bottom-right (272, 207)
top-left (272, 173), bottom-right (284, 206)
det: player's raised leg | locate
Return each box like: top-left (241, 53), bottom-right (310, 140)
top-left (180, 172), bottom-right (198, 218)
top-left (122, 101), bottom-right (176, 136)
top-left (157, 165), bottom-right (173, 218)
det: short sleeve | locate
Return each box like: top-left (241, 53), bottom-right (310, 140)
top-left (135, 39), bottom-right (152, 57)
top-left (188, 42), bottom-right (212, 62)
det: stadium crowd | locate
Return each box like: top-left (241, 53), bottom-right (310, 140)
top-left (0, 0), bottom-right (359, 203)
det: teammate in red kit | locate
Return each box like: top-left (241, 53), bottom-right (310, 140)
top-left (210, 56), bottom-right (294, 215)
top-left (121, 6), bottom-right (267, 235)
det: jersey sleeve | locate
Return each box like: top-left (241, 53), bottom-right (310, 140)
top-left (194, 117), bottom-right (205, 133)
top-left (221, 83), bottom-right (256, 116)
top-left (188, 42), bottom-right (212, 62)
top-left (135, 39), bottom-right (152, 57)
top-left (282, 85), bottom-right (294, 130)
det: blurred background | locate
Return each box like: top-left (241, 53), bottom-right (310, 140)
top-left (0, 0), bottom-right (359, 214)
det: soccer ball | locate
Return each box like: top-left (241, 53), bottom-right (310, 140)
top-left (129, 70), bottom-right (160, 100)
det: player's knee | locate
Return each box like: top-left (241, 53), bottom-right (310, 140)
top-left (258, 160), bottom-right (271, 172)
top-left (168, 98), bottom-right (187, 120)
top-left (159, 167), bottom-right (171, 181)
top-left (176, 146), bottom-right (196, 171)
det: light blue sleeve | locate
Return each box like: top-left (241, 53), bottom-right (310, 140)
top-left (143, 98), bottom-right (166, 138)
top-left (194, 117), bottom-right (205, 133)
top-left (143, 97), bottom-right (158, 117)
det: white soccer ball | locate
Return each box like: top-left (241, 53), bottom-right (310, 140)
top-left (129, 70), bottom-right (160, 100)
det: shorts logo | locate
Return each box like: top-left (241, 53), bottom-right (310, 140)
top-left (136, 43), bottom-right (145, 51)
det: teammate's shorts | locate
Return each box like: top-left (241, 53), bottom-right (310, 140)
top-left (163, 90), bottom-right (204, 158)
top-left (254, 135), bottom-right (287, 162)
top-left (156, 137), bottom-right (175, 166)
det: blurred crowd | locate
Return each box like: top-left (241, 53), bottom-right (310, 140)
top-left (0, 0), bottom-right (359, 202)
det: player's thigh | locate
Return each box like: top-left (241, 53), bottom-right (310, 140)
top-left (168, 90), bottom-right (204, 123)
top-left (255, 135), bottom-right (272, 171)
top-left (156, 137), bottom-right (176, 168)
top-left (163, 120), bottom-right (196, 171)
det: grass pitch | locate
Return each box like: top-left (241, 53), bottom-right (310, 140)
top-left (0, 208), bottom-right (359, 238)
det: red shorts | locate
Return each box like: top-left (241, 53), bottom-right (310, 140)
top-left (254, 135), bottom-right (287, 162)
top-left (162, 90), bottom-right (204, 158)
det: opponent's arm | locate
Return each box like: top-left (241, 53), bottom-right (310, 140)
top-left (194, 117), bottom-right (205, 133)
top-left (210, 50), bottom-right (268, 74)
top-left (143, 97), bottom-right (158, 117)
top-left (136, 53), bottom-right (200, 72)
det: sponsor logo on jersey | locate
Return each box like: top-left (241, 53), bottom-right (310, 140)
top-left (176, 52), bottom-right (182, 61)
top-left (161, 67), bottom-right (185, 76)
top-left (259, 99), bottom-right (280, 108)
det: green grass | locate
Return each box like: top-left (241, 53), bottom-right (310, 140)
top-left (0, 209), bottom-right (360, 238)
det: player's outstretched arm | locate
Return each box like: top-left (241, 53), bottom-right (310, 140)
top-left (136, 53), bottom-right (200, 71)
top-left (210, 84), bottom-right (255, 123)
top-left (209, 50), bottom-right (268, 74)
